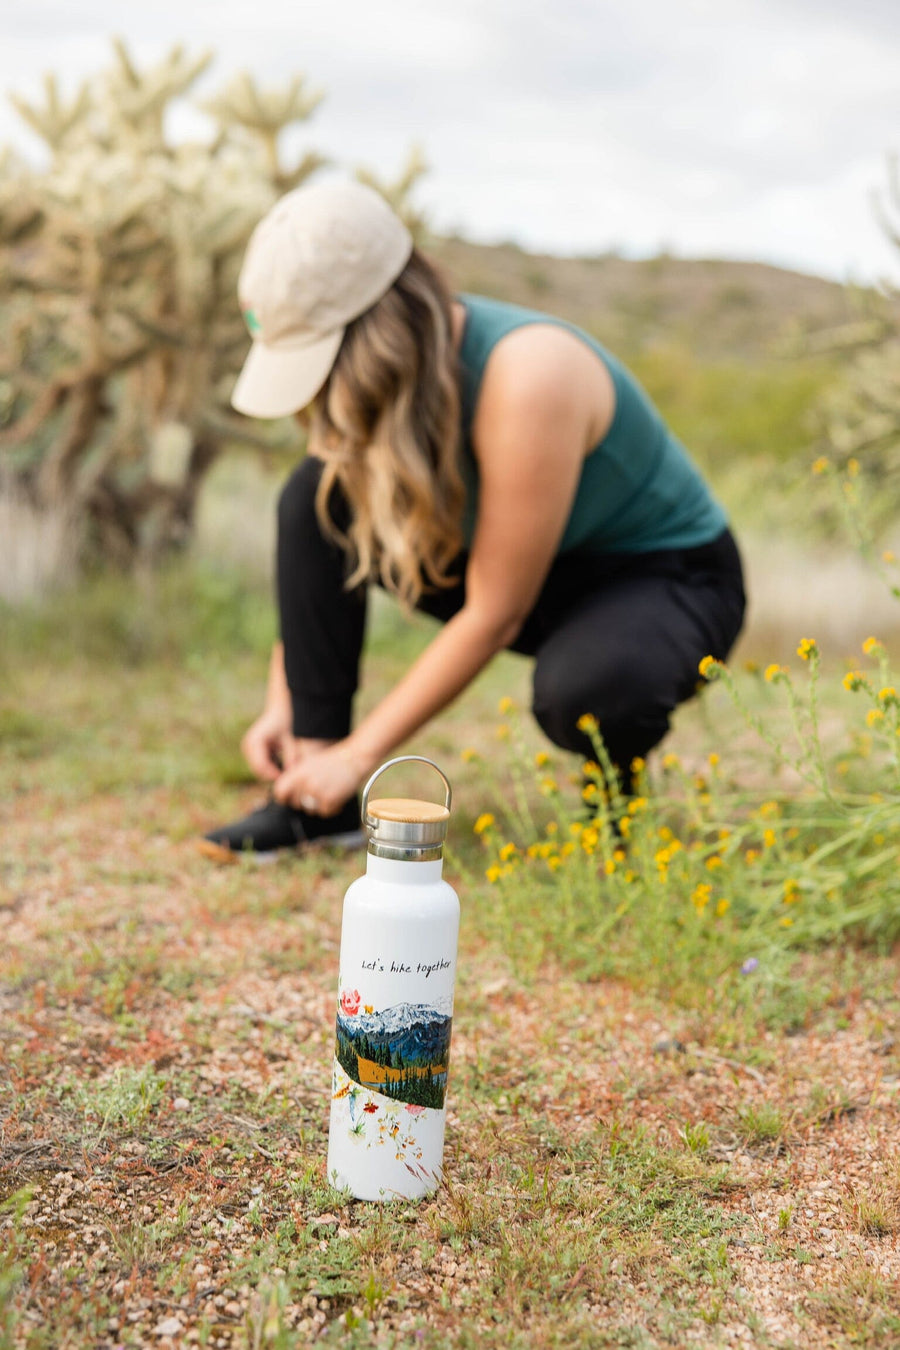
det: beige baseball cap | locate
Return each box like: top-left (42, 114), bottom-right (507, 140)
top-left (231, 178), bottom-right (414, 419)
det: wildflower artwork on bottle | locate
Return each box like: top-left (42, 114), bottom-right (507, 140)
top-left (329, 974), bottom-right (456, 1190)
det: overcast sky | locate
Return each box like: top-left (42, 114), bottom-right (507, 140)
top-left (2, 0), bottom-right (898, 283)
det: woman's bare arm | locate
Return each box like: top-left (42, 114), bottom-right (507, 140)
top-left (273, 325), bottom-right (614, 811)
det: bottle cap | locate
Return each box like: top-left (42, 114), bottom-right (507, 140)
top-left (362, 757), bottom-right (451, 860)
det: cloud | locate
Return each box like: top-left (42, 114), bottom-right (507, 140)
top-left (0, 0), bottom-right (897, 280)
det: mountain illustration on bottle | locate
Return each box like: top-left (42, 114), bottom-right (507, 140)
top-left (335, 1001), bottom-right (452, 1109)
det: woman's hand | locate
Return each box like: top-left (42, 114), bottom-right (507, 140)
top-left (272, 741), bottom-right (368, 816)
top-left (241, 705), bottom-right (293, 782)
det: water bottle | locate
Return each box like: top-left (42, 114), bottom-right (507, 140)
top-left (326, 756), bottom-right (460, 1201)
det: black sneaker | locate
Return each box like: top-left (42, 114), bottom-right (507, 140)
top-left (199, 796), bottom-right (365, 862)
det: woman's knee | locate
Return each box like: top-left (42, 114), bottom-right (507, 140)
top-left (531, 649), bottom-right (671, 758)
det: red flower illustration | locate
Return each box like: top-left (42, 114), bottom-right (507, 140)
top-left (363, 1102), bottom-right (379, 1114)
top-left (340, 988), bottom-right (360, 1016)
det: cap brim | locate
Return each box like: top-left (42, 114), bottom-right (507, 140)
top-left (231, 328), bottom-right (344, 419)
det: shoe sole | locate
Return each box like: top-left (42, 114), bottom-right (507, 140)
top-left (197, 829), bottom-right (366, 865)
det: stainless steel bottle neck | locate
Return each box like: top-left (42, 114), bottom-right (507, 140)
top-left (367, 840), bottom-right (444, 861)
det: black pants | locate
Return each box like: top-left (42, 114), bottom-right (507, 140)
top-left (276, 457), bottom-right (746, 772)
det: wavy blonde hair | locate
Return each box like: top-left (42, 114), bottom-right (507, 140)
top-left (308, 249), bottom-right (464, 608)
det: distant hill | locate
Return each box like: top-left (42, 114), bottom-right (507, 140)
top-left (429, 235), bottom-right (864, 361)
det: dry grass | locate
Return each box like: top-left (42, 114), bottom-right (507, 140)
top-left (2, 574), bottom-right (900, 1348)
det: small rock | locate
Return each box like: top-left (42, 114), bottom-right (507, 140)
top-left (652, 1037), bottom-right (686, 1055)
top-left (173, 1097), bottom-right (191, 1111)
top-left (155, 1317), bottom-right (183, 1337)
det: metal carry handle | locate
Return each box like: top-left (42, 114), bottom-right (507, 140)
top-left (361, 755), bottom-right (452, 823)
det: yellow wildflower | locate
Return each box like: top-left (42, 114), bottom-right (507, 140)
top-left (624, 869), bottom-right (636, 884)
top-left (498, 696), bottom-right (515, 714)
top-left (783, 879), bottom-right (800, 904)
top-left (698, 655), bottom-right (717, 678)
top-left (867, 709), bottom-right (884, 728)
top-left (583, 761), bottom-right (601, 777)
top-left (613, 849), bottom-right (626, 863)
top-left (744, 848), bottom-right (759, 864)
top-left (763, 829), bottom-right (776, 849)
top-left (662, 752), bottom-right (680, 770)
top-left (658, 825), bottom-right (673, 841)
top-left (779, 916), bottom-right (794, 928)
top-left (485, 864), bottom-right (503, 883)
top-left (708, 752), bottom-right (720, 767)
top-left (706, 855), bottom-right (723, 871)
top-left (547, 855), bottom-right (562, 871)
top-left (569, 821), bottom-right (584, 836)
top-left (495, 723), bottom-right (510, 740)
top-left (473, 813), bottom-right (495, 835)
top-left (847, 457), bottom-right (860, 477)
top-left (715, 898), bottom-right (730, 917)
top-left (582, 783), bottom-right (598, 802)
top-left (526, 843), bottom-right (542, 859)
top-left (627, 797), bottom-right (648, 815)
top-left (843, 670), bottom-right (865, 692)
top-left (540, 776), bottom-right (559, 795)
top-left (560, 841), bottom-right (575, 857)
top-left (718, 828), bottom-right (731, 841)
top-left (461, 747), bottom-right (479, 763)
top-left (764, 663), bottom-right (787, 683)
top-left (862, 636), bottom-right (880, 656)
top-left (631, 757), bottom-right (645, 774)
top-left (534, 750), bottom-right (551, 767)
top-left (577, 713), bottom-right (599, 733)
top-left (499, 842), bottom-right (518, 862)
top-left (878, 687), bottom-right (897, 705)
top-left (546, 821), bottom-right (558, 835)
top-left (883, 551), bottom-right (896, 564)
top-left (811, 456), bottom-right (829, 475)
top-left (796, 637), bottom-right (817, 661)
top-left (581, 827), bottom-right (599, 855)
top-left (603, 858), bottom-right (616, 876)
top-left (759, 800), bottom-right (780, 818)
top-left (691, 883), bottom-right (712, 913)
top-left (618, 816), bottom-right (631, 839)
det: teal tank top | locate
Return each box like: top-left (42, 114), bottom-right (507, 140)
top-left (457, 294), bottom-right (728, 554)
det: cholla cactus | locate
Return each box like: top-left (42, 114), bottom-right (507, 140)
top-left (0, 40), bottom-right (426, 569)
top-left (356, 144), bottom-right (429, 245)
top-left (813, 158), bottom-right (900, 532)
